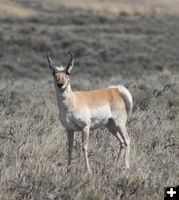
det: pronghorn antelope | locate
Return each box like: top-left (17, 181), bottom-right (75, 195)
top-left (47, 52), bottom-right (133, 173)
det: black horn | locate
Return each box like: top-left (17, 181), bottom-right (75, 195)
top-left (66, 51), bottom-right (74, 74)
top-left (47, 52), bottom-right (56, 71)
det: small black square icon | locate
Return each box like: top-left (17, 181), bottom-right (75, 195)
top-left (164, 185), bottom-right (179, 200)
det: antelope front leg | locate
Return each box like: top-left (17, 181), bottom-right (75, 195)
top-left (82, 127), bottom-right (91, 173)
top-left (67, 130), bottom-right (74, 166)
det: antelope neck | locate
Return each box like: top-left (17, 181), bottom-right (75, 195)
top-left (56, 83), bottom-right (73, 102)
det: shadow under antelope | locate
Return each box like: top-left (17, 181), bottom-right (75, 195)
top-left (47, 52), bottom-right (133, 174)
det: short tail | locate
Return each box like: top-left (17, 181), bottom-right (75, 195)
top-left (109, 85), bottom-right (133, 114)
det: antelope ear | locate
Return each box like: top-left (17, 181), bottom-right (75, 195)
top-left (47, 52), bottom-right (56, 72)
top-left (66, 52), bottom-right (74, 74)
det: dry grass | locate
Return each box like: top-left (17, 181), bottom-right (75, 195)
top-left (0, 0), bottom-right (179, 199)
top-left (0, 74), bottom-right (178, 200)
top-left (1, 0), bottom-right (179, 18)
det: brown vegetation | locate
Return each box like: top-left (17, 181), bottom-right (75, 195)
top-left (0, 0), bottom-right (179, 199)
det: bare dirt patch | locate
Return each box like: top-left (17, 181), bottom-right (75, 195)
top-left (0, 0), bottom-right (36, 17)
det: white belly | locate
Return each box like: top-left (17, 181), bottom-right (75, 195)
top-left (90, 105), bottom-right (112, 129)
top-left (60, 115), bottom-right (78, 131)
top-left (59, 111), bottom-right (87, 131)
top-left (59, 105), bottom-right (112, 131)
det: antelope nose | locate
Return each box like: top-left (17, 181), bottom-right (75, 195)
top-left (57, 83), bottom-right (64, 88)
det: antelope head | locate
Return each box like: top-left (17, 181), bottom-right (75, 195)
top-left (47, 52), bottom-right (74, 92)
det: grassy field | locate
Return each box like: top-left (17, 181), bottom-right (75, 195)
top-left (0, 0), bottom-right (179, 199)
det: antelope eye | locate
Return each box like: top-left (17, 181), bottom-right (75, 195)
top-left (54, 74), bottom-right (58, 79)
